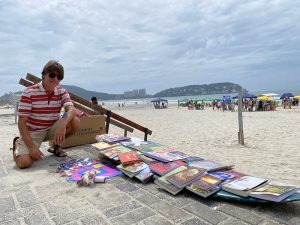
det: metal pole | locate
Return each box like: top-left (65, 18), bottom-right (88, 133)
top-left (238, 86), bottom-right (244, 145)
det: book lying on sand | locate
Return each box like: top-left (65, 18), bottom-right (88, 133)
top-left (192, 174), bottom-right (222, 190)
top-left (92, 142), bottom-right (120, 151)
top-left (100, 145), bottom-right (132, 160)
top-left (144, 150), bottom-right (188, 163)
top-left (135, 167), bottom-right (154, 183)
top-left (118, 151), bottom-right (140, 165)
top-left (154, 166), bottom-right (187, 195)
top-left (249, 182), bottom-right (300, 202)
top-left (122, 140), bottom-right (163, 152)
top-left (182, 156), bottom-right (204, 164)
top-left (222, 175), bottom-right (268, 197)
top-left (96, 134), bottom-right (131, 144)
top-left (166, 167), bottom-right (207, 188)
top-left (137, 154), bottom-right (159, 165)
top-left (188, 160), bottom-right (234, 172)
top-left (149, 160), bottom-right (186, 176)
top-left (117, 162), bottom-right (148, 178)
top-left (186, 184), bottom-right (221, 198)
top-left (209, 170), bottom-right (247, 182)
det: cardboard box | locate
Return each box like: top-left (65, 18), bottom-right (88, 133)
top-left (50, 115), bottom-right (106, 148)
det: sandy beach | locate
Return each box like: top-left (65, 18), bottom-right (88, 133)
top-left (1, 104), bottom-right (300, 188)
top-left (105, 104), bottom-right (300, 187)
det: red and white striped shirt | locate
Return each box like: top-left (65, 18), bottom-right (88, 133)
top-left (18, 82), bottom-right (73, 131)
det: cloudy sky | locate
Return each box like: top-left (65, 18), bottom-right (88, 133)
top-left (1, 0), bottom-right (300, 96)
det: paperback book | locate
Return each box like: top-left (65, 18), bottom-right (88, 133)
top-left (122, 140), bottom-right (162, 152)
top-left (96, 134), bottom-right (131, 144)
top-left (92, 142), bottom-right (120, 151)
top-left (137, 154), bottom-right (159, 164)
top-left (154, 166), bottom-right (187, 195)
top-left (144, 150), bottom-right (186, 163)
top-left (149, 160), bottom-right (186, 176)
top-left (117, 162), bottom-right (148, 178)
top-left (118, 151), bottom-right (140, 165)
top-left (192, 174), bottom-right (222, 190)
top-left (135, 167), bottom-right (154, 183)
top-left (182, 156), bottom-right (204, 164)
top-left (249, 182), bottom-right (300, 202)
top-left (166, 167), bottom-right (207, 188)
top-left (222, 175), bottom-right (268, 197)
top-left (188, 160), bottom-right (234, 172)
top-left (186, 184), bottom-right (221, 198)
top-left (100, 145), bottom-right (132, 160)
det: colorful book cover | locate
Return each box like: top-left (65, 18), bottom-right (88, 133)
top-left (149, 160), bottom-right (186, 176)
top-left (144, 149), bottom-right (182, 162)
top-left (167, 151), bottom-right (190, 160)
top-left (166, 167), bottom-right (207, 188)
top-left (186, 184), bottom-right (221, 198)
top-left (209, 170), bottom-right (247, 181)
top-left (96, 134), bottom-right (131, 144)
top-left (100, 145), bottom-right (132, 159)
top-left (154, 166), bottom-right (187, 195)
top-left (118, 151), bottom-right (141, 165)
top-left (192, 174), bottom-right (222, 190)
top-left (135, 167), bottom-right (154, 183)
top-left (122, 140), bottom-right (162, 152)
top-left (188, 160), bottom-right (234, 172)
top-left (117, 162), bottom-right (148, 178)
top-left (137, 154), bottom-right (159, 164)
top-left (182, 156), bottom-right (204, 164)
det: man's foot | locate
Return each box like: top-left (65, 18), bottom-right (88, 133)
top-left (11, 137), bottom-right (20, 161)
top-left (47, 145), bottom-right (67, 157)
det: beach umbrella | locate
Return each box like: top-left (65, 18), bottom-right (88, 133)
top-left (294, 95), bottom-right (300, 99)
top-left (258, 96), bottom-right (272, 101)
top-left (151, 98), bottom-right (168, 103)
top-left (232, 92), bottom-right (257, 99)
top-left (280, 93), bottom-right (294, 99)
top-left (261, 93), bottom-right (278, 97)
top-left (222, 96), bottom-right (231, 103)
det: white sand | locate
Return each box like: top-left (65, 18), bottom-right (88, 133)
top-left (1, 104), bottom-right (300, 186)
top-left (109, 104), bottom-right (300, 186)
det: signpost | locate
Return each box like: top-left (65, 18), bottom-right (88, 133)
top-left (238, 86), bottom-right (244, 145)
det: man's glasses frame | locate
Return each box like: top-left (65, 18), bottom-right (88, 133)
top-left (48, 73), bottom-right (64, 81)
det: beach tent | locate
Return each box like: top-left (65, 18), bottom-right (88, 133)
top-left (258, 96), bottom-right (272, 101)
top-left (261, 93), bottom-right (278, 97)
top-left (232, 92), bottom-right (257, 99)
top-left (280, 93), bottom-right (294, 99)
top-left (151, 98), bottom-right (168, 109)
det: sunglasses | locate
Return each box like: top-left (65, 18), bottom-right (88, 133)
top-left (48, 73), bottom-right (64, 81)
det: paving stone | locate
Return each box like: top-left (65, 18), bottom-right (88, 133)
top-left (218, 217), bottom-right (249, 225)
top-left (0, 210), bottom-right (21, 224)
top-left (131, 189), bottom-right (160, 206)
top-left (141, 215), bottom-right (174, 225)
top-left (88, 191), bottom-right (130, 210)
top-left (218, 204), bottom-right (264, 225)
top-left (104, 200), bottom-right (142, 218)
top-left (139, 182), bottom-right (160, 194)
top-left (151, 201), bottom-right (190, 223)
top-left (15, 189), bottom-right (39, 208)
top-left (111, 207), bottom-right (155, 225)
top-left (288, 216), bottom-right (300, 225)
top-left (258, 220), bottom-right (283, 225)
top-left (0, 197), bottom-right (16, 214)
top-left (115, 181), bottom-right (139, 192)
top-left (184, 202), bottom-right (228, 225)
top-left (51, 208), bottom-right (91, 225)
top-left (155, 191), bottom-right (192, 208)
top-left (0, 220), bottom-right (20, 225)
top-left (80, 214), bottom-right (111, 225)
top-left (180, 217), bottom-right (211, 225)
top-left (43, 201), bottom-right (72, 218)
top-left (23, 212), bottom-right (52, 225)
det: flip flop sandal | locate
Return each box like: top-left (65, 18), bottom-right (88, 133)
top-left (49, 145), bottom-right (67, 157)
top-left (10, 137), bottom-right (20, 151)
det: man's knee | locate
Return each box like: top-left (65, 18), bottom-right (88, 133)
top-left (16, 155), bottom-right (33, 169)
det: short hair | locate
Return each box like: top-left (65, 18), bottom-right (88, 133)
top-left (42, 60), bottom-right (64, 78)
top-left (91, 96), bottom-right (98, 101)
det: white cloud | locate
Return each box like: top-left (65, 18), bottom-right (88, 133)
top-left (0, 0), bottom-right (299, 95)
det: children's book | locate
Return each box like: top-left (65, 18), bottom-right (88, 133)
top-left (91, 142), bottom-right (120, 151)
top-left (222, 175), bottom-right (268, 197)
top-left (166, 167), bottom-right (207, 188)
top-left (100, 145), bottom-right (132, 160)
top-left (137, 154), bottom-right (159, 165)
top-left (117, 162), bottom-right (148, 178)
top-left (209, 170), bottom-right (247, 182)
top-left (249, 182), bottom-right (300, 202)
top-left (188, 160), bottom-right (234, 172)
top-left (96, 134), bottom-right (131, 144)
top-left (192, 174), bottom-right (221, 190)
top-left (135, 167), bottom-right (154, 183)
top-left (149, 160), bottom-right (186, 176)
top-left (118, 151), bottom-right (140, 165)
top-left (154, 166), bottom-right (187, 195)
top-left (186, 184), bottom-right (221, 198)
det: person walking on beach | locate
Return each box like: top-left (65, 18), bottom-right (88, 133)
top-left (13, 60), bottom-right (80, 169)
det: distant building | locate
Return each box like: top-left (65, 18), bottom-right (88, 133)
top-left (124, 89), bottom-right (146, 98)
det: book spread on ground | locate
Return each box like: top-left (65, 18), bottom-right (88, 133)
top-left (149, 160), bottom-right (186, 176)
top-left (166, 167), bottom-right (207, 188)
top-left (192, 174), bottom-right (222, 190)
top-left (182, 156), bottom-right (204, 164)
top-left (92, 142), bottom-right (120, 151)
top-left (137, 154), bottom-right (159, 164)
top-left (96, 134), bottom-right (131, 144)
top-left (188, 160), bottom-right (234, 172)
top-left (186, 184), bottom-right (221, 198)
top-left (209, 170), bottom-right (247, 182)
top-left (117, 162), bottom-right (148, 178)
top-left (144, 150), bottom-right (186, 163)
top-left (118, 151), bottom-right (140, 165)
top-left (135, 167), bottom-right (154, 183)
top-left (122, 140), bottom-right (162, 152)
top-left (154, 166), bottom-right (187, 195)
top-left (249, 182), bottom-right (300, 202)
top-left (100, 145), bottom-right (132, 160)
top-left (222, 175), bottom-right (268, 197)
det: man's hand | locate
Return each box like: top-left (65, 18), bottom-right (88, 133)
top-left (54, 125), bottom-right (67, 145)
top-left (29, 146), bottom-right (45, 160)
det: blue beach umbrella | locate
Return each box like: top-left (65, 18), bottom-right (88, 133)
top-left (280, 93), bottom-right (294, 99)
top-left (232, 93), bottom-right (257, 99)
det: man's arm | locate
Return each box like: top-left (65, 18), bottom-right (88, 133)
top-left (18, 116), bottom-right (44, 160)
